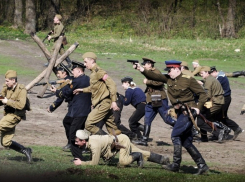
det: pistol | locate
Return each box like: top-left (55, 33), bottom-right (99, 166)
top-left (127, 60), bottom-right (139, 69)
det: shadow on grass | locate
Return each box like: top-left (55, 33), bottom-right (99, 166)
top-left (8, 156), bottom-right (44, 162)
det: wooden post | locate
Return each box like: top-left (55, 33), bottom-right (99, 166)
top-left (25, 42), bottom-right (79, 91)
top-left (37, 36), bottom-right (63, 98)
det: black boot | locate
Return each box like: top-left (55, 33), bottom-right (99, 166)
top-left (65, 57), bottom-right (72, 68)
top-left (186, 145), bottom-right (209, 175)
top-left (148, 152), bottom-right (170, 165)
top-left (138, 124), bottom-right (144, 132)
top-left (232, 71), bottom-right (244, 77)
top-left (9, 141), bottom-right (32, 163)
top-left (94, 129), bottom-right (108, 135)
top-left (132, 125), bottom-right (151, 146)
top-left (162, 145), bottom-right (182, 172)
top-left (130, 152), bottom-right (144, 168)
top-left (62, 143), bottom-right (71, 151)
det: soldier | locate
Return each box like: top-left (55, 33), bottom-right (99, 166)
top-left (121, 76), bottom-right (146, 140)
top-left (133, 58), bottom-right (175, 147)
top-left (181, 61), bottom-right (194, 77)
top-left (134, 60), bottom-right (209, 175)
top-left (197, 66), bottom-right (226, 142)
top-left (0, 70), bottom-right (32, 163)
top-left (48, 66), bottom-right (73, 151)
top-left (241, 104), bottom-right (245, 115)
top-left (73, 130), bottom-right (170, 167)
top-left (50, 60), bottom-right (91, 160)
top-left (192, 60), bottom-right (202, 76)
top-left (73, 52), bottom-right (121, 135)
top-left (209, 66), bottom-right (244, 140)
top-left (45, 14), bottom-right (72, 67)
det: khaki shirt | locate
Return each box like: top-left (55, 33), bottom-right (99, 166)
top-left (51, 22), bottom-right (65, 42)
top-left (0, 83), bottom-right (27, 117)
top-left (203, 75), bottom-right (224, 105)
top-left (182, 70), bottom-right (194, 77)
top-left (142, 70), bottom-right (207, 110)
top-left (82, 135), bottom-right (116, 165)
top-left (145, 68), bottom-right (167, 103)
top-left (192, 66), bottom-right (202, 76)
top-left (83, 63), bottom-right (117, 106)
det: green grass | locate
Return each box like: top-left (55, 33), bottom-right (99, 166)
top-left (0, 146), bottom-right (244, 182)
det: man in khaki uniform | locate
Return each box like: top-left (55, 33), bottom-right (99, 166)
top-left (73, 130), bottom-right (170, 167)
top-left (241, 104), bottom-right (245, 115)
top-left (45, 14), bottom-right (72, 67)
top-left (181, 61), bottom-right (194, 77)
top-left (0, 70), bottom-right (32, 163)
top-left (197, 66), bottom-right (226, 142)
top-left (73, 52), bottom-right (121, 135)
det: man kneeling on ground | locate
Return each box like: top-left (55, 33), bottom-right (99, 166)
top-left (73, 130), bottom-right (170, 167)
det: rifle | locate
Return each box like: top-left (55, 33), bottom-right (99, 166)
top-left (127, 60), bottom-right (139, 69)
top-left (0, 95), bottom-right (4, 99)
top-left (42, 30), bottom-right (53, 42)
top-left (34, 80), bottom-right (67, 86)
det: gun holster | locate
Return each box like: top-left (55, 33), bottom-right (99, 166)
top-left (151, 94), bottom-right (162, 107)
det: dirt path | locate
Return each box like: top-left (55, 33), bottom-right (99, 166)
top-left (0, 39), bottom-right (245, 174)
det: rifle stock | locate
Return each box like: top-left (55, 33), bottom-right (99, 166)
top-left (199, 113), bottom-right (216, 131)
top-left (34, 79), bottom-right (66, 86)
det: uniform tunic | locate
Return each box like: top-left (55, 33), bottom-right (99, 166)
top-left (83, 63), bottom-right (119, 134)
top-left (0, 83), bottom-right (27, 147)
top-left (82, 134), bottom-right (150, 166)
top-left (192, 66), bottom-right (202, 76)
top-left (142, 70), bottom-right (207, 147)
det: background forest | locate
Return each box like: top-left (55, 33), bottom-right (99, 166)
top-left (1, 0), bottom-right (245, 39)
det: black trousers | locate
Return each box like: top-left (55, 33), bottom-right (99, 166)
top-left (128, 103), bottom-right (145, 137)
top-left (70, 116), bottom-right (87, 160)
top-left (63, 116), bottom-right (73, 144)
top-left (221, 96), bottom-right (239, 131)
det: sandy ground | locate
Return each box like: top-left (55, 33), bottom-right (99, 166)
top-left (0, 39), bottom-right (245, 174)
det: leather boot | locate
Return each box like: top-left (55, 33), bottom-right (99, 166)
top-left (138, 124), bottom-right (144, 132)
top-left (232, 71), bottom-right (243, 77)
top-left (162, 145), bottom-right (182, 172)
top-left (186, 145), bottom-right (209, 175)
top-left (132, 125), bottom-right (151, 146)
top-left (9, 141), bottom-right (32, 163)
top-left (65, 56), bottom-right (72, 68)
top-left (94, 129), bottom-right (107, 135)
top-left (148, 152), bottom-right (170, 165)
top-left (130, 152), bottom-right (144, 168)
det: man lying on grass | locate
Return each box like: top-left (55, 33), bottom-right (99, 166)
top-left (73, 129), bottom-right (170, 167)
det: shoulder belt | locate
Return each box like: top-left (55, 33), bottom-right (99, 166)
top-left (182, 74), bottom-right (191, 79)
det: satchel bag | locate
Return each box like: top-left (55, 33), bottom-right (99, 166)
top-left (151, 94), bottom-right (162, 107)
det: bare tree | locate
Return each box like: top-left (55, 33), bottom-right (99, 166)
top-left (14, 0), bottom-right (23, 28)
top-left (24, 0), bottom-right (36, 34)
top-left (217, 0), bottom-right (236, 38)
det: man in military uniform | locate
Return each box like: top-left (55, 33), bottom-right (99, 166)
top-left (192, 60), bottom-right (202, 76)
top-left (73, 52), bottom-right (121, 135)
top-left (50, 60), bottom-right (91, 160)
top-left (197, 66), bottom-right (227, 142)
top-left (48, 66), bottom-right (73, 151)
top-left (45, 14), bottom-right (72, 67)
top-left (0, 70), bottom-right (32, 163)
top-left (133, 58), bottom-right (175, 146)
top-left (73, 130), bottom-right (170, 167)
top-left (181, 61), bottom-right (194, 77)
top-left (133, 60), bottom-right (209, 175)
top-left (241, 104), bottom-right (245, 115)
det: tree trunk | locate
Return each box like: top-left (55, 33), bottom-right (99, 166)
top-left (14, 0), bottom-right (23, 28)
top-left (24, 0), bottom-right (36, 34)
top-left (5, 0), bottom-right (15, 23)
top-left (47, 0), bottom-right (60, 29)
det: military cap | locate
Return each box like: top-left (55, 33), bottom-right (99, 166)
top-left (181, 61), bottom-right (188, 67)
top-left (57, 64), bottom-right (71, 75)
top-left (121, 76), bottom-right (133, 83)
top-left (5, 70), bottom-right (17, 78)
top-left (210, 66), bottom-right (217, 73)
top-left (82, 52), bottom-right (97, 60)
top-left (199, 66), bottom-right (211, 72)
top-left (164, 60), bottom-right (182, 71)
top-left (55, 14), bottom-right (62, 21)
top-left (192, 60), bottom-right (199, 65)
top-left (71, 60), bottom-right (86, 70)
top-left (141, 57), bottom-right (156, 65)
top-left (76, 130), bottom-right (91, 140)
